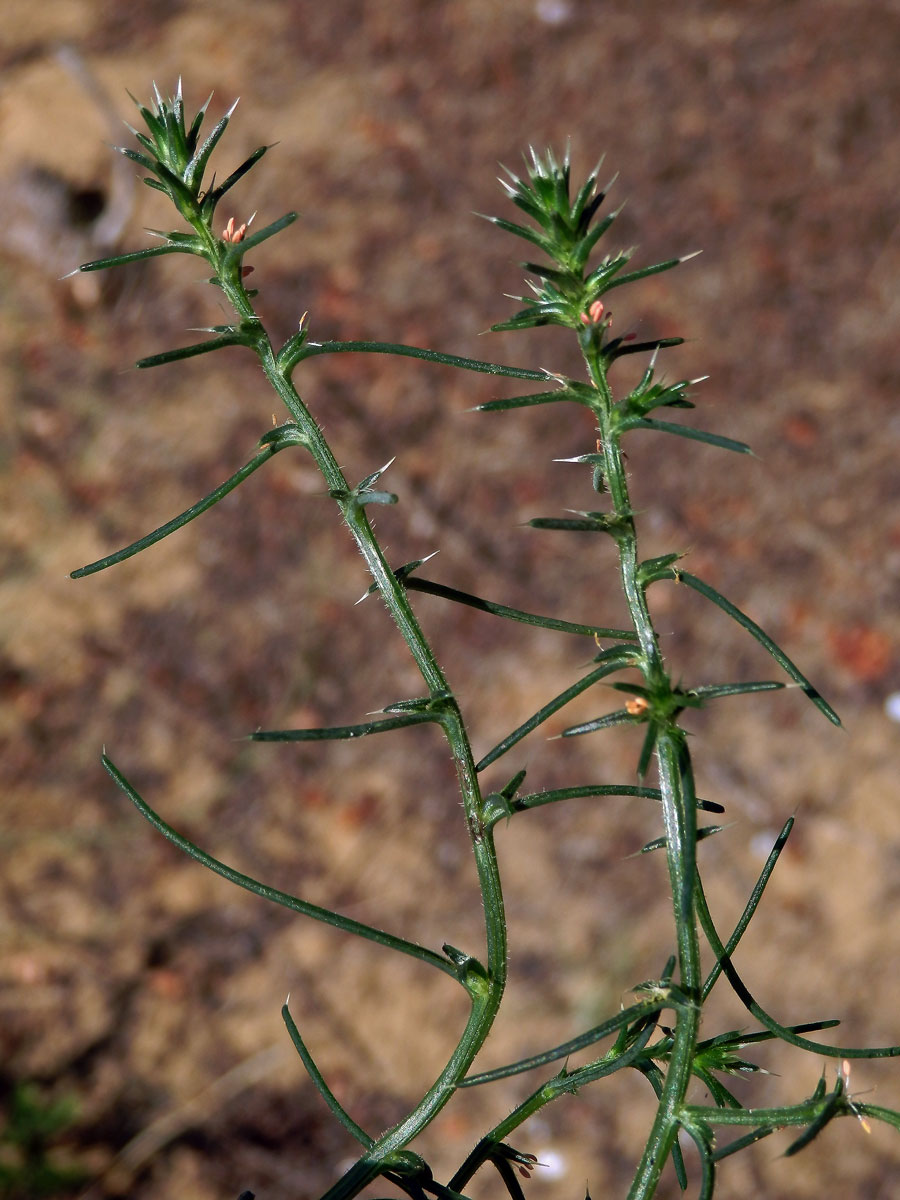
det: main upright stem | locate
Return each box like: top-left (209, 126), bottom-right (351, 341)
top-left (587, 350), bottom-right (702, 1199)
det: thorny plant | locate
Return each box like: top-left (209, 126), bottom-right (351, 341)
top-left (67, 82), bottom-right (900, 1200)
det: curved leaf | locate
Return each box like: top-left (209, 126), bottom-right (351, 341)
top-left (282, 1003), bottom-right (373, 1148)
top-left (102, 755), bottom-right (455, 977)
top-left (70, 446), bottom-right (281, 578)
top-left (515, 783), bottom-right (724, 816)
top-left (676, 573), bottom-right (841, 726)
top-left (695, 873), bottom-right (900, 1059)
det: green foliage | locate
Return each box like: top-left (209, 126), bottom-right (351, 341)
top-left (0, 1084), bottom-right (87, 1199)
top-left (69, 84), bottom-right (899, 1199)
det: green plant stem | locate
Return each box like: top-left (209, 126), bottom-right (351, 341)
top-left (585, 350), bottom-right (703, 1199)
top-left (450, 1018), bottom-right (661, 1194)
top-left (199, 225), bottom-right (508, 1197)
top-left (628, 730), bottom-right (702, 1199)
top-left (684, 1098), bottom-right (836, 1128)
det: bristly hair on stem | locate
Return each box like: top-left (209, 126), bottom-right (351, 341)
top-left (68, 86), bottom-right (899, 1200)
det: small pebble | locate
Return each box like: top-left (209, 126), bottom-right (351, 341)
top-left (535, 0), bottom-right (573, 25)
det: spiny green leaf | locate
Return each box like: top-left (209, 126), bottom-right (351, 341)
top-left (691, 1065), bottom-right (744, 1109)
top-left (633, 1062), bottom-right (689, 1189)
top-left (640, 824), bottom-right (727, 855)
top-left (185, 97), bottom-right (239, 191)
top-left (355, 489), bottom-right (398, 507)
top-left (144, 228), bottom-right (204, 248)
top-left (676, 572), bottom-right (841, 725)
top-left (70, 446), bottom-right (281, 578)
top-left (621, 417), bottom-right (752, 456)
top-left (783, 1088), bottom-right (843, 1157)
top-left (282, 1003), bottom-right (373, 1148)
top-left (584, 251), bottom-right (633, 291)
top-left (695, 874), bottom-right (900, 1058)
top-left (136, 330), bottom-right (248, 369)
top-left (571, 157), bottom-right (610, 225)
top-left (529, 512), bottom-right (627, 534)
top-left (636, 720), bottom-right (659, 779)
top-left (519, 783), bottom-right (723, 815)
top-left (357, 458), bottom-right (396, 490)
top-left (476, 650), bottom-right (638, 771)
top-left (604, 252), bottom-right (700, 292)
top-left (101, 755), bottom-right (455, 976)
top-left (126, 89), bottom-right (165, 140)
top-left (560, 707), bottom-right (639, 737)
top-left (187, 91), bottom-right (214, 150)
top-left (460, 998), bottom-right (669, 1086)
top-left (475, 386), bottom-right (594, 412)
top-left (115, 144), bottom-right (158, 174)
top-left (70, 243), bottom-right (191, 274)
top-left (382, 693), bottom-right (450, 714)
top-left (679, 1121), bottom-right (716, 1200)
top-left (711, 1126), bottom-right (776, 1163)
top-left (202, 144), bottom-right (271, 212)
top-left (300, 340), bottom-right (547, 380)
top-left (402, 576), bottom-right (637, 640)
top-left (605, 336), bottom-right (684, 361)
top-left (251, 712), bottom-right (438, 741)
top-left (571, 205), bottom-right (624, 267)
top-left (478, 213), bottom-right (557, 255)
top-left (257, 422), bottom-right (310, 452)
top-left (696, 1020), bottom-right (841, 1056)
top-left (687, 681), bottom-right (786, 701)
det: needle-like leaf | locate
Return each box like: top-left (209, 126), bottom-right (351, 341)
top-left (282, 1003), bottom-right (373, 1147)
top-left (251, 712), bottom-right (439, 742)
top-left (675, 573), bottom-right (841, 726)
top-left (70, 445), bottom-right (287, 578)
top-left (102, 755), bottom-right (456, 977)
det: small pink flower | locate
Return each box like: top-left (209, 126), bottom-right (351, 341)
top-left (580, 298), bottom-right (605, 326)
top-left (222, 216), bottom-right (248, 244)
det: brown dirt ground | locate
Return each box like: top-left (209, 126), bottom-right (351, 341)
top-left (2, 2), bottom-right (900, 1198)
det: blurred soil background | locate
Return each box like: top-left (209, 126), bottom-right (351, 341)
top-left (2, 2), bottom-right (900, 1198)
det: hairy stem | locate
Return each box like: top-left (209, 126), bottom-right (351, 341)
top-left (586, 349), bottom-right (703, 1199)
